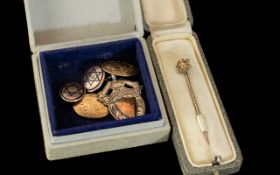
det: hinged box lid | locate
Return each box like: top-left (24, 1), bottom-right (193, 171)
top-left (24, 0), bottom-right (144, 52)
top-left (140, 0), bottom-right (193, 37)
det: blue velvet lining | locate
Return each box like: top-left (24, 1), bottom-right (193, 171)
top-left (40, 38), bottom-right (162, 136)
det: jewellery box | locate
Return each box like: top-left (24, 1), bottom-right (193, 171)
top-left (24, 0), bottom-right (170, 160)
top-left (140, 0), bottom-right (242, 174)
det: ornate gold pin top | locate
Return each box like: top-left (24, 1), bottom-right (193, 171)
top-left (176, 58), bottom-right (191, 74)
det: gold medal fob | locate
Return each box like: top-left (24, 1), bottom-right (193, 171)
top-left (99, 61), bottom-right (145, 120)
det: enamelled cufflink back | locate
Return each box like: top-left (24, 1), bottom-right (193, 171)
top-left (60, 82), bottom-right (85, 103)
top-left (83, 65), bottom-right (105, 92)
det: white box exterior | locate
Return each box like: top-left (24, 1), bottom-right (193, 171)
top-left (25, 0), bottom-right (170, 160)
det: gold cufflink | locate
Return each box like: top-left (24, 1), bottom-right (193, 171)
top-left (60, 82), bottom-right (85, 103)
top-left (73, 93), bottom-right (109, 119)
top-left (83, 65), bottom-right (105, 92)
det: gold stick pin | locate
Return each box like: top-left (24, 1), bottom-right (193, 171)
top-left (176, 58), bottom-right (210, 145)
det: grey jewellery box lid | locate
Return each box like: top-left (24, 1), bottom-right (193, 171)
top-left (141, 0), bottom-right (243, 174)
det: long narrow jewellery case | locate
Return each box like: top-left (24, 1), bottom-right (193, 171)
top-left (24, 0), bottom-right (170, 160)
top-left (141, 0), bottom-right (242, 174)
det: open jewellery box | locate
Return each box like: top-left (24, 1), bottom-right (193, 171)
top-left (141, 0), bottom-right (242, 174)
top-left (24, 0), bottom-right (170, 160)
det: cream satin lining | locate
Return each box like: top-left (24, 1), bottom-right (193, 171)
top-left (141, 0), bottom-right (187, 28)
top-left (152, 33), bottom-right (236, 167)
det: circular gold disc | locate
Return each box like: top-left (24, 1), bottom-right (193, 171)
top-left (73, 93), bottom-right (109, 119)
top-left (60, 82), bottom-right (85, 103)
top-left (101, 61), bottom-right (138, 77)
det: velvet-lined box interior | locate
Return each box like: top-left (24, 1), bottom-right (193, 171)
top-left (40, 38), bottom-right (161, 136)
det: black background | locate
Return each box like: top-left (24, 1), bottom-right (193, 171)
top-left (5, 0), bottom-right (264, 174)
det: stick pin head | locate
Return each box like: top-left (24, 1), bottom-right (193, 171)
top-left (176, 58), bottom-right (191, 74)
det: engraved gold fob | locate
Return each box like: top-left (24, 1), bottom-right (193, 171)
top-left (98, 61), bottom-right (145, 120)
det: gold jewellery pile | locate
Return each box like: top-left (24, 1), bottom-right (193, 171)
top-left (60, 61), bottom-right (145, 120)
